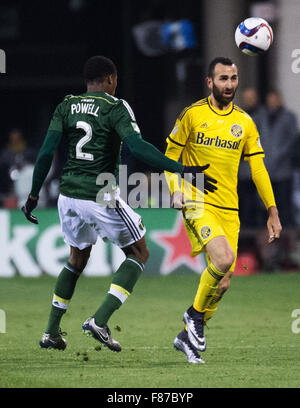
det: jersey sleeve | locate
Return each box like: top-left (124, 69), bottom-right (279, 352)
top-left (164, 108), bottom-right (192, 194)
top-left (249, 156), bottom-right (276, 209)
top-left (166, 107), bottom-right (191, 148)
top-left (243, 117), bottom-right (265, 161)
top-left (111, 99), bottom-right (142, 140)
top-left (30, 99), bottom-right (66, 196)
top-left (48, 100), bottom-right (66, 133)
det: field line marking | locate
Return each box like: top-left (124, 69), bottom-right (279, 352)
top-left (122, 344), bottom-right (300, 350)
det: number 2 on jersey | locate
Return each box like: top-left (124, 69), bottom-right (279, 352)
top-left (76, 121), bottom-right (94, 161)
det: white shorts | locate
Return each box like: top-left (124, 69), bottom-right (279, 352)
top-left (57, 194), bottom-right (146, 250)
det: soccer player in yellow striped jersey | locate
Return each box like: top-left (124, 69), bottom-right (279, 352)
top-left (167, 57), bottom-right (282, 364)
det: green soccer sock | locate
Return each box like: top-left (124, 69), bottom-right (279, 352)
top-left (45, 263), bottom-right (81, 336)
top-left (93, 257), bottom-right (144, 327)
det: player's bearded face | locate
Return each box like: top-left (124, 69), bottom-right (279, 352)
top-left (209, 63), bottom-right (239, 107)
top-left (212, 79), bottom-right (237, 106)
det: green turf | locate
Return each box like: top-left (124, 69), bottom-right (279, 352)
top-left (0, 273), bottom-right (300, 388)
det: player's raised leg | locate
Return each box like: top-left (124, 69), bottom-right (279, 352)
top-left (184, 236), bottom-right (235, 351)
top-left (40, 245), bottom-right (92, 350)
top-left (203, 270), bottom-right (233, 324)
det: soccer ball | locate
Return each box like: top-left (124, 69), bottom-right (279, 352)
top-left (235, 17), bottom-right (273, 56)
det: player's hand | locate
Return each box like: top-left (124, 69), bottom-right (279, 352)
top-left (267, 206), bottom-right (282, 243)
top-left (171, 191), bottom-right (185, 210)
top-left (181, 164), bottom-right (217, 194)
top-left (22, 195), bottom-right (39, 224)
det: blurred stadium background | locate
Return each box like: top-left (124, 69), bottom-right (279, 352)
top-left (1, 0), bottom-right (300, 390)
top-left (0, 0), bottom-right (300, 277)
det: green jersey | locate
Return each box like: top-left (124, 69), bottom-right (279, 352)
top-left (48, 91), bottom-right (140, 201)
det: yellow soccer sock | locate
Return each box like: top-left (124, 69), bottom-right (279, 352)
top-left (204, 292), bottom-right (222, 323)
top-left (193, 263), bottom-right (225, 312)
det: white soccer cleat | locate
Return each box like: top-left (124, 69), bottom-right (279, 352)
top-left (40, 332), bottom-right (67, 350)
top-left (183, 306), bottom-right (206, 351)
top-left (174, 329), bottom-right (205, 364)
top-left (82, 317), bottom-right (121, 352)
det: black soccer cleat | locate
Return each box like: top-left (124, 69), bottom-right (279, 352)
top-left (39, 332), bottom-right (67, 350)
top-left (183, 306), bottom-right (206, 351)
top-left (82, 317), bottom-right (121, 352)
top-left (174, 329), bottom-right (205, 364)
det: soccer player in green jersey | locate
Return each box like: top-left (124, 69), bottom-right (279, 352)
top-left (22, 56), bottom-right (217, 351)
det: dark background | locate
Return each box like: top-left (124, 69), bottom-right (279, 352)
top-left (0, 0), bottom-right (206, 173)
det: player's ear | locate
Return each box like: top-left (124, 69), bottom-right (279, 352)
top-left (107, 74), bottom-right (113, 85)
top-left (206, 76), bottom-right (212, 90)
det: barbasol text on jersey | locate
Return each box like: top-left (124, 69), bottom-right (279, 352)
top-left (196, 133), bottom-right (242, 150)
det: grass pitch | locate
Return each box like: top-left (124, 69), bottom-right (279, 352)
top-left (0, 273), bottom-right (300, 388)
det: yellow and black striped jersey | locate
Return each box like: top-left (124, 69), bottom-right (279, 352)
top-left (165, 96), bottom-right (264, 211)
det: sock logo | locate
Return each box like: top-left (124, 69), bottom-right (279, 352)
top-left (52, 295), bottom-right (69, 310)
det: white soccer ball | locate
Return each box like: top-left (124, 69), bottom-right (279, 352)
top-left (235, 17), bottom-right (273, 56)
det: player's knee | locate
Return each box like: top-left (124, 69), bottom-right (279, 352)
top-left (68, 258), bottom-right (88, 273)
top-left (69, 247), bottom-right (92, 273)
top-left (214, 250), bottom-right (235, 273)
top-left (123, 239), bottom-right (149, 266)
top-left (132, 246), bottom-right (149, 266)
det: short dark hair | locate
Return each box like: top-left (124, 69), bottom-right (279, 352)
top-left (83, 56), bottom-right (117, 83)
top-left (208, 57), bottom-right (234, 78)
top-left (267, 89), bottom-right (281, 96)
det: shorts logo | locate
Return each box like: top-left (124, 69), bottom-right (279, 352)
top-left (230, 124), bottom-right (243, 138)
top-left (200, 226), bottom-right (211, 239)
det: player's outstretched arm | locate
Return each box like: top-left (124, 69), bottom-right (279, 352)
top-left (249, 156), bottom-right (282, 242)
top-left (124, 133), bottom-right (217, 194)
top-left (22, 129), bottom-right (62, 224)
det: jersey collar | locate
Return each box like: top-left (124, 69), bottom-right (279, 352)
top-left (85, 91), bottom-right (106, 95)
top-left (208, 96), bottom-right (234, 116)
